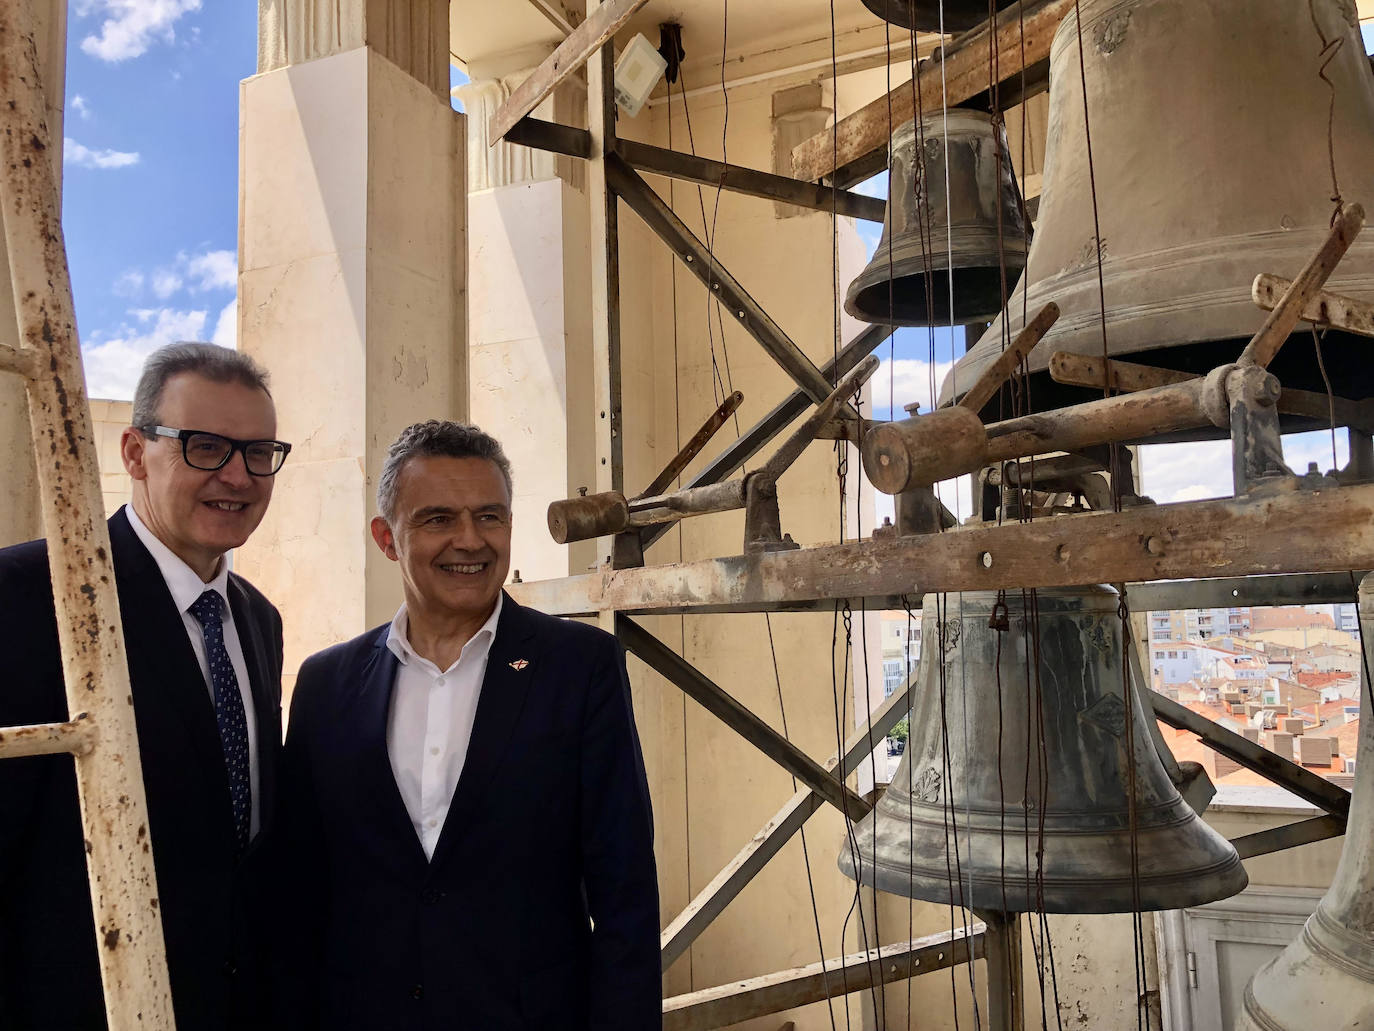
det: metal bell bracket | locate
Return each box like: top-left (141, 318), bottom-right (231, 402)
top-left (744, 354), bottom-right (880, 554)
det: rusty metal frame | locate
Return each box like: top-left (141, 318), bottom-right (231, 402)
top-left (0, 1), bottom-right (174, 1025)
top-left (500, 4), bottom-right (1374, 1027)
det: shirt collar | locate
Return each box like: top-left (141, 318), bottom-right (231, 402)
top-left (385, 593), bottom-right (504, 672)
top-left (123, 503), bottom-right (231, 616)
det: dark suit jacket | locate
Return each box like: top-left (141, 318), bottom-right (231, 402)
top-left (0, 507), bottom-right (284, 1030)
top-left (275, 594), bottom-right (660, 1031)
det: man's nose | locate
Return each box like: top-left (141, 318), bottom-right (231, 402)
top-left (449, 512), bottom-right (484, 549)
top-left (215, 448), bottom-right (254, 488)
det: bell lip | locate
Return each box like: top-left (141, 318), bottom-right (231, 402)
top-left (838, 805), bottom-right (1249, 914)
top-left (938, 232), bottom-right (1374, 410)
top-left (858, 0), bottom-right (1015, 33)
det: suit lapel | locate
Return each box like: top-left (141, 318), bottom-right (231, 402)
top-left (108, 510), bottom-right (229, 807)
top-left (357, 633), bottom-right (430, 871)
top-left (227, 576), bottom-right (280, 835)
top-left (430, 595), bottom-right (539, 869)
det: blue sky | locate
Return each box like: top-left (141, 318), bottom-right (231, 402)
top-left (61, 1), bottom-right (255, 400)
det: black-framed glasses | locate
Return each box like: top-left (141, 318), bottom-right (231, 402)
top-left (140, 425), bottom-right (292, 476)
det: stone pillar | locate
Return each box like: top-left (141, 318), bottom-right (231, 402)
top-left (455, 49), bottom-right (590, 583)
top-left (238, 0), bottom-right (465, 686)
top-left (0, 0), bottom-right (65, 547)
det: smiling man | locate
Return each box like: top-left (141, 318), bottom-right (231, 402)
top-left (275, 420), bottom-right (660, 1030)
top-left (0, 342), bottom-right (289, 1029)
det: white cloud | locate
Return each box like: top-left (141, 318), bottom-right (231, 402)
top-left (82, 307), bottom-right (209, 400)
top-left (1138, 429), bottom-right (1351, 505)
top-left (64, 136), bottom-right (139, 170)
top-left (112, 268), bottom-right (144, 297)
top-left (1138, 440), bottom-right (1232, 504)
top-left (186, 249), bottom-right (236, 292)
top-left (151, 269), bottom-right (183, 299)
top-left (70, 94), bottom-right (92, 120)
top-left (78, 0), bottom-right (202, 63)
top-left (869, 356), bottom-right (955, 416)
top-left (211, 298), bottom-right (237, 348)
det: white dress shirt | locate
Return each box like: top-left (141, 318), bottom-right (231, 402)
top-left (385, 594), bottom-right (502, 860)
top-left (124, 504), bottom-right (261, 838)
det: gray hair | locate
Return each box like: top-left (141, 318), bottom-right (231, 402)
top-left (131, 342), bottom-right (271, 429)
top-left (376, 420), bottom-right (514, 522)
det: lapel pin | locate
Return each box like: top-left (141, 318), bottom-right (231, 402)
top-left (508, 659), bottom-right (530, 671)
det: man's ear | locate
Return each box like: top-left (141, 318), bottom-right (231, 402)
top-left (370, 516), bottom-right (399, 561)
top-left (120, 427), bottom-right (149, 481)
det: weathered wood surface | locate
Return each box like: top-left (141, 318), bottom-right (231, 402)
top-left (791, 0), bottom-right (1075, 181)
top-left (662, 927), bottom-right (984, 1030)
top-left (509, 484), bottom-right (1374, 615)
top-left (661, 678), bottom-right (914, 968)
top-left (0, 1), bottom-right (174, 1024)
top-left (1230, 815), bottom-right (1346, 861)
top-left (959, 302), bottom-right (1059, 414)
top-left (488, 0), bottom-right (649, 144)
top-left (0, 715), bottom-right (97, 759)
top-left (1252, 273), bottom-right (1374, 340)
top-left (1240, 204), bottom-right (1365, 368)
top-left (1048, 352), bottom-right (1374, 432)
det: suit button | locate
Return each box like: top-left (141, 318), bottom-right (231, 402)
top-left (411, 984), bottom-right (424, 1000)
top-left (422, 889), bottom-right (442, 904)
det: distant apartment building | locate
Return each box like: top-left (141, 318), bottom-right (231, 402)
top-left (1150, 606), bottom-right (1251, 642)
top-left (1150, 641), bottom-right (1251, 686)
top-left (880, 611), bottom-right (921, 698)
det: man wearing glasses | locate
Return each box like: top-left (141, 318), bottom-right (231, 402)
top-left (0, 342), bottom-right (291, 1029)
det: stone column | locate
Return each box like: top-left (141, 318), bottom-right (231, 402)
top-left (454, 50), bottom-right (591, 583)
top-left (0, 0), bottom-right (65, 547)
top-left (238, 0), bottom-right (465, 686)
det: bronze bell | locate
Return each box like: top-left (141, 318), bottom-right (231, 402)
top-left (1235, 573), bottom-right (1374, 1030)
top-left (860, 0), bottom-right (1018, 34)
top-left (942, 0), bottom-right (1374, 417)
top-left (839, 586), bottom-right (1247, 913)
top-left (845, 109), bottom-right (1029, 327)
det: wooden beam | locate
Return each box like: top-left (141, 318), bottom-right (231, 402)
top-left (661, 675), bottom-right (914, 968)
top-left (617, 137), bottom-right (886, 222)
top-left (1239, 204), bottom-right (1365, 369)
top-left (0, 342), bottom-right (36, 378)
top-left (791, 0), bottom-right (1075, 182)
top-left (489, 0), bottom-right (650, 144)
top-left (640, 322), bottom-right (892, 551)
top-left (662, 927), bottom-right (984, 1031)
top-left (958, 302), bottom-right (1059, 414)
top-left (1149, 693), bottom-right (1351, 818)
top-left (1048, 352), bottom-right (1374, 432)
top-left (1127, 571), bottom-right (1365, 611)
top-left (617, 615), bottom-right (872, 819)
top-left (606, 153), bottom-right (854, 414)
top-left (509, 483), bottom-right (1374, 615)
top-left (0, 715), bottom-right (97, 759)
top-left (1253, 273), bottom-right (1374, 339)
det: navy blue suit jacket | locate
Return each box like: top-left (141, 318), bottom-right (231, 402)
top-left (275, 594), bottom-right (660, 1030)
top-left (0, 507), bottom-right (284, 1029)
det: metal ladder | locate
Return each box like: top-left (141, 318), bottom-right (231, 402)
top-left (0, 1), bottom-right (174, 1026)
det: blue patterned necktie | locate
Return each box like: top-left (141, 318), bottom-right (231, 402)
top-left (189, 589), bottom-right (251, 854)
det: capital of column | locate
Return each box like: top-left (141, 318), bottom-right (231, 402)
top-left (257, 0), bottom-right (448, 97)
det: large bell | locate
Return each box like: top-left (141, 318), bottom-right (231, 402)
top-left (840, 586), bottom-right (1248, 913)
top-left (941, 0), bottom-right (1374, 417)
top-left (859, 0), bottom-right (1018, 34)
top-left (845, 109), bottom-right (1029, 327)
top-left (1235, 573), bottom-right (1374, 1029)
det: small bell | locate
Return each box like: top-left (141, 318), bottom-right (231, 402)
top-left (845, 109), bottom-right (1029, 327)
